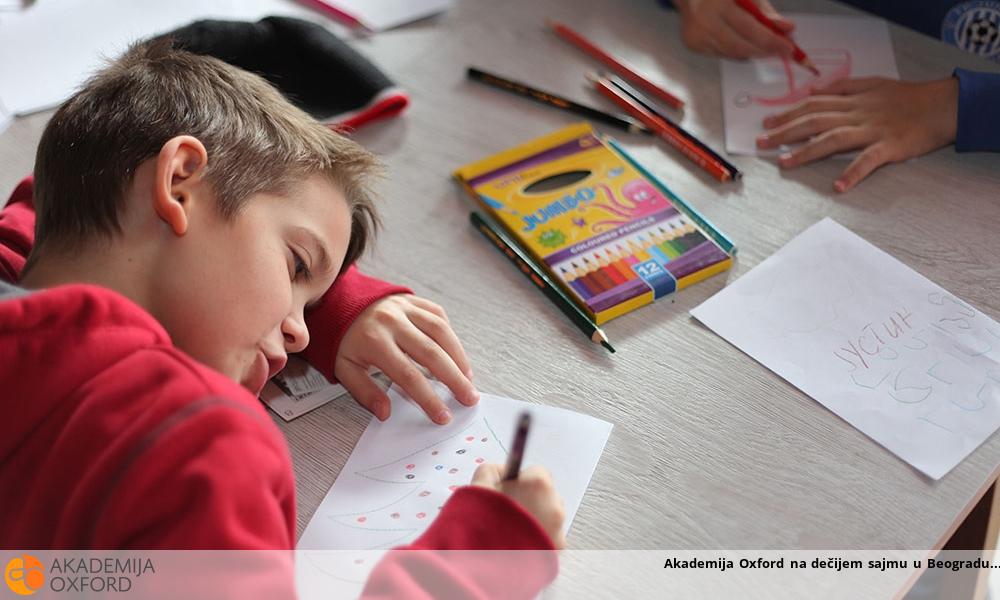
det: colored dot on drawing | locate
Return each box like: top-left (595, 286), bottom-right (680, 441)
top-left (465, 436), bottom-right (474, 442)
top-left (449, 468), bottom-right (458, 474)
top-left (405, 474), bottom-right (415, 479)
top-left (357, 516), bottom-right (367, 523)
top-left (405, 464), bottom-right (415, 470)
top-left (475, 458), bottom-right (484, 464)
top-left (435, 464), bottom-right (443, 470)
top-left (437, 506), bottom-right (443, 511)
top-left (456, 449), bottom-right (466, 455)
top-left (431, 450), bottom-right (438, 455)
top-left (416, 512), bottom-right (426, 519)
top-left (481, 437), bottom-right (488, 442)
top-left (448, 485), bottom-right (458, 491)
top-left (354, 559), bottom-right (365, 565)
top-left (419, 490), bottom-right (430, 497)
top-left (390, 513), bottom-right (400, 519)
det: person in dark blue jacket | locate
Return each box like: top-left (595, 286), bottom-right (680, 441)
top-left (670, 0), bottom-right (1000, 191)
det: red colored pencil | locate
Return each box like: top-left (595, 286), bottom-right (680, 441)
top-left (548, 19), bottom-right (685, 111)
top-left (590, 75), bottom-right (733, 183)
top-left (734, 0), bottom-right (818, 75)
top-left (297, 0), bottom-right (371, 30)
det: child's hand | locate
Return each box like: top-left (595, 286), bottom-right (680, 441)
top-left (756, 77), bottom-right (959, 192)
top-left (334, 294), bottom-right (478, 425)
top-left (675, 0), bottom-right (795, 59)
top-left (472, 464), bottom-right (567, 549)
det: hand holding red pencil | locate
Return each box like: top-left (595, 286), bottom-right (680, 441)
top-left (674, 0), bottom-right (796, 60)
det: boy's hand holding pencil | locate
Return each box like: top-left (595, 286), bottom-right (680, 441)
top-left (335, 294), bottom-right (479, 425)
top-left (470, 414), bottom-right (566, 548)
top-left (472, 463), bottom-right (567, 549)
top-left (674, 0), bottom-right (796, 60)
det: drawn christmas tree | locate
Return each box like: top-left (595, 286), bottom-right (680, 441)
top-left (324, 417), bottom-right (510, 549)
top-left (305, 417), bottom-right (511, 586)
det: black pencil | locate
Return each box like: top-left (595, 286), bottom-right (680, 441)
top-left (603, 73), bottom-right (742, 180)
top-left (503, 412), bottom-right (531, 481)
top-left (467, 67), bottom-right (650, 135)
top-left (470, 211), bottom-right (615, 353)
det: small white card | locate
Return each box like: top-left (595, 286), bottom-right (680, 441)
top-left (720, 14), bottom-right (898, 155)
top-left (691, 218), bottom-right (1000, 479)
top-left (260, 356), bottom-right (353, 421)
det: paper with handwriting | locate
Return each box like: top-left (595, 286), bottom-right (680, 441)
top-left (691, 218), bottom-right (1000, 479)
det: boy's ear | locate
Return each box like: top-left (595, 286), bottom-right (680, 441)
top-left (153, 135), bottom-right (209, 236)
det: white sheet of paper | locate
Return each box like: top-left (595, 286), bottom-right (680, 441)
top-left (720, 14), bottom-right (898, 155)
top-left (0, 0), bottom-right (319, 116)
top-left (691, 219), bottom-right (1000, 479)
top-left (314, 0), bottom-right (451, 31)
top-left (298, 380), bottom-right (612, 550)
top-left (0, 100), bottom-right (10, 137)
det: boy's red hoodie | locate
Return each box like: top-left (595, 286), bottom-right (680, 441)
top-left (0, 178), bottom-right (557, 598)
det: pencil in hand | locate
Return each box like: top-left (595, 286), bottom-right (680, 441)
top-left (502, 412), bottom-right (531, 481)
top-left (733, 0), bottom-right (818, 75)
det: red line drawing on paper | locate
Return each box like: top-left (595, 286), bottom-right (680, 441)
top-left (734, 49), bottom-right (853, 107)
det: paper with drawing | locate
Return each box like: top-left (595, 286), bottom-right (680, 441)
top-left (299, 380), bottom-right (612, 550)
top-left (691, 218), bottom-right (1000, 479)
top-left (721, 14), bottom-right (898, 155)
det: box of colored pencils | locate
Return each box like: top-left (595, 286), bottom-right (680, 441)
top-left (454, 122), bottom-right (735, 324)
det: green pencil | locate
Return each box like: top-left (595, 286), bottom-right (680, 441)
top-left (470, 211), bottom-right (615, 353)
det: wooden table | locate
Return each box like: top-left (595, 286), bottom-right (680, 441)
top-left (2, 0), bottom-right (999, 597)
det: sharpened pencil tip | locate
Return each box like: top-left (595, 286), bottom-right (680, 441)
top-left (600, 340), bottom-right (616, 353)
top-left (801, 58), bottom-right (820, 77)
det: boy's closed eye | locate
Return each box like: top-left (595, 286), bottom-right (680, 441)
top-left (289, 247), bottom-right (313, 282)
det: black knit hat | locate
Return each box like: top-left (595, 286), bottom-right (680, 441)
top-left (156, 16), bottom-right (408, 130)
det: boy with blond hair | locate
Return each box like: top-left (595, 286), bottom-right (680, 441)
top-left (0, 40), bottom-right (563, 597)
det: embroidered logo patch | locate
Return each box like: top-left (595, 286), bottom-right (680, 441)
top-left (943, 1), bottom-right (1000, 60)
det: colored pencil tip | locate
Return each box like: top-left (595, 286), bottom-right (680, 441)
top-left (802, 58), bottom-right (820, 77)
top-left (600, 340), bottom-right (616, 353)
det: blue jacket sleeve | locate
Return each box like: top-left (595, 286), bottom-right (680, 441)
top-left (954, 68), bottom-right (1000, 153)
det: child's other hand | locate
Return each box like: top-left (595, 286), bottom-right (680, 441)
top-left (472, 464), bottom-right (567, 549)
top-left (756, 77), bottom-right (959, 192)
top-left (334, 294), bottom-right (478, 425)
top-left (675, 0), bottom-right (795, 59)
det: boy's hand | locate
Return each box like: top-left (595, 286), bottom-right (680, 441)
top-left (472, 464), bottom-right (567, 549)
top-left (675, 0), bottom-right (795, 59)
top-left (756, 77), bottom-right (959, 192)
top-left (334, 294), bottom-right (478, 425)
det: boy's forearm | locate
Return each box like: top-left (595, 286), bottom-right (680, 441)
top-left (954, 68), bottom-right (1000, 152)
top-left (301, 265), bottom-right (411, 381)
top-left (361, 486), bottom-right (558, 599)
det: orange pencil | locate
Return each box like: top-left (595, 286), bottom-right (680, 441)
top-left (590, 74), bottom-right (733, 183)
top-left (548, 19), bottom-right (684, 111)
